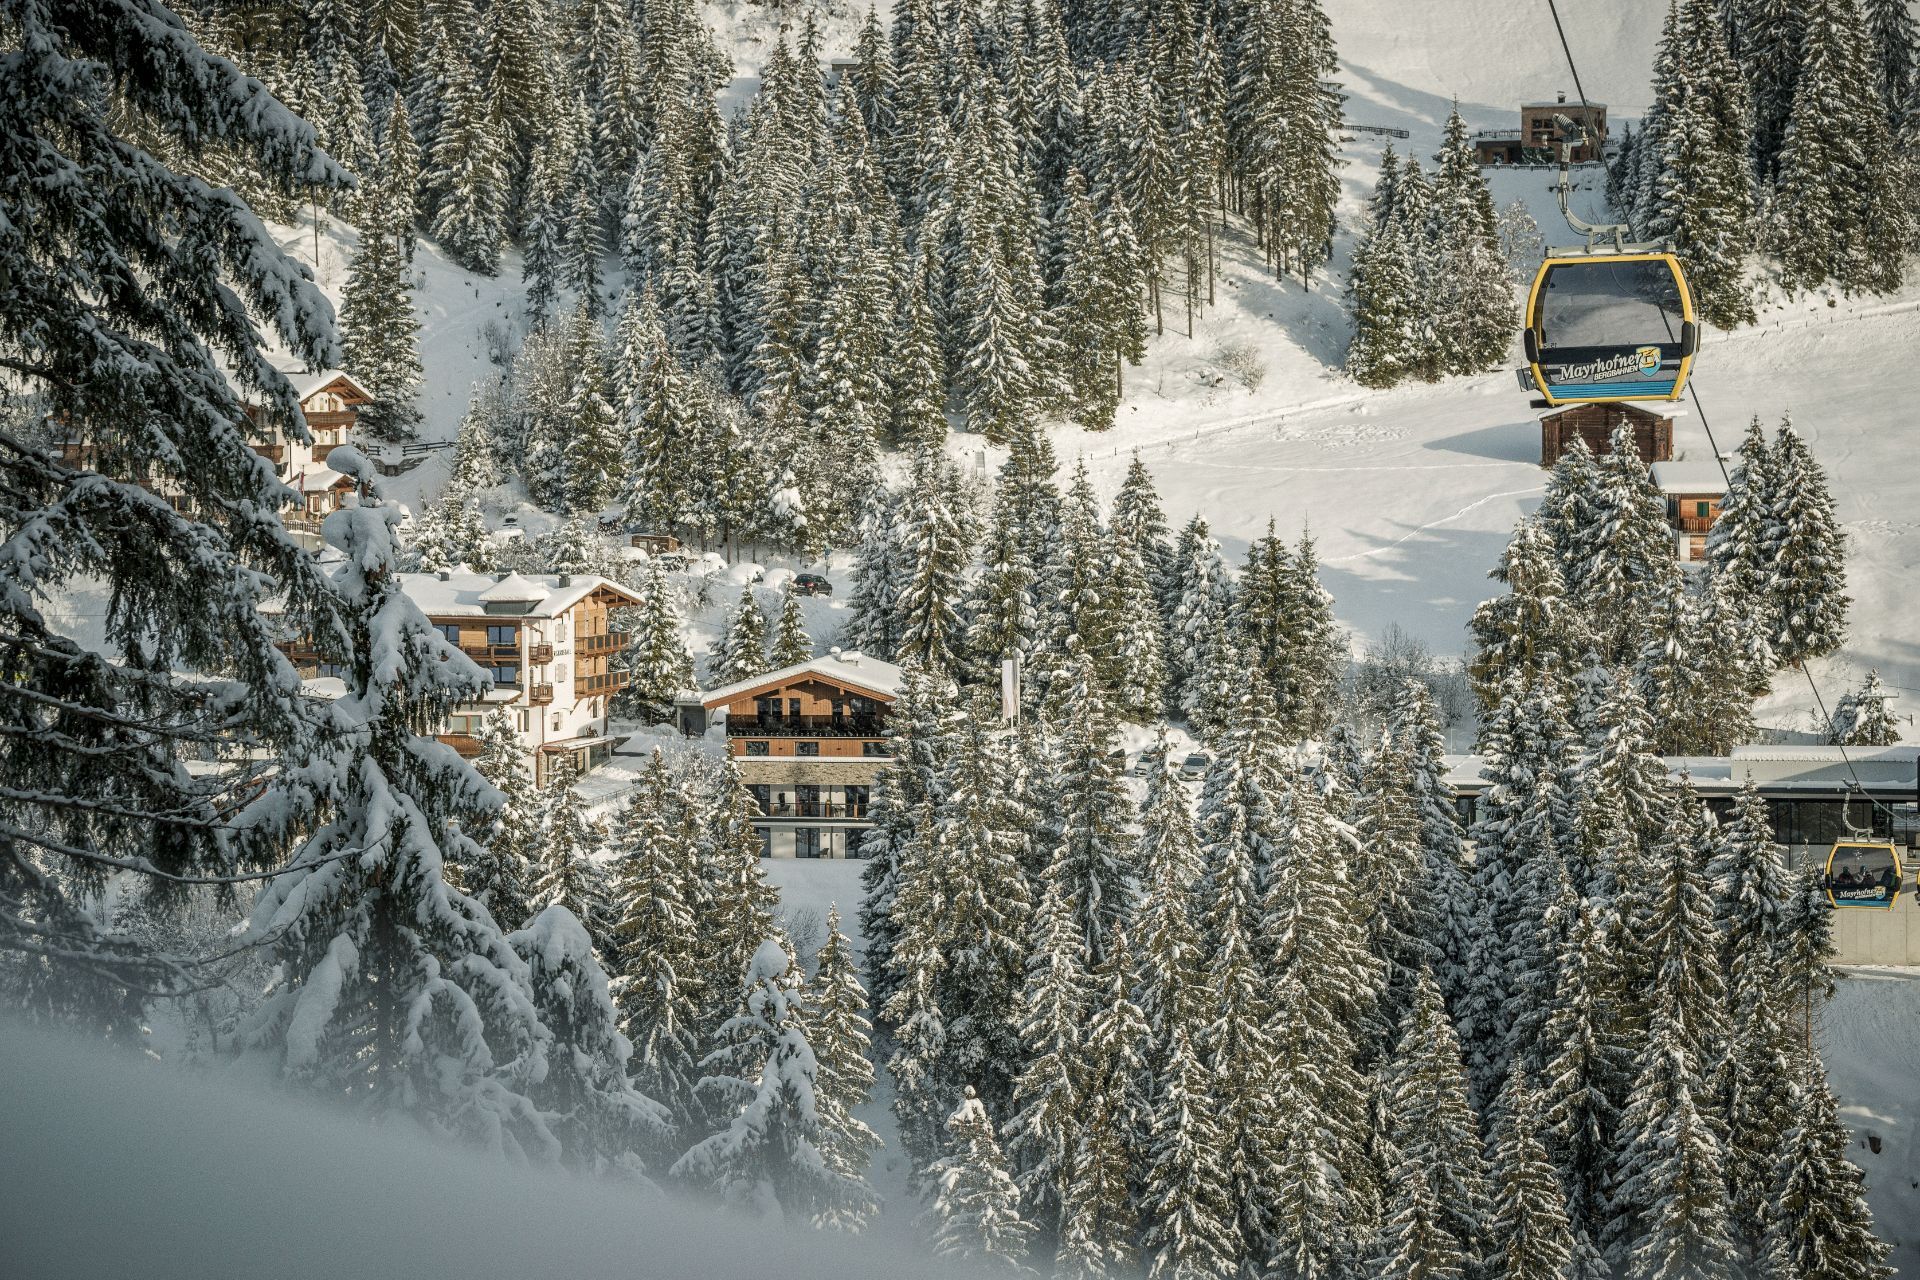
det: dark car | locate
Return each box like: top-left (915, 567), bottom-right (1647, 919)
top-left (792, 573), bottom-right (833, 597)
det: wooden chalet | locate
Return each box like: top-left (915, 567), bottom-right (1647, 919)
top-left (1540, 401), bottom-right (1674, 468)
top-left (701, 651), bottom-right (903, 858)
top-left (1649, 461), bottom-right (1728, 562)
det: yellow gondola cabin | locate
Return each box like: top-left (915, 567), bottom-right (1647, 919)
top-left (1523, 253), bottom-right (1698, 406)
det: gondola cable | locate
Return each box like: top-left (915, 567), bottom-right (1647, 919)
top-left (1540, 0), bottom-right (1903, 837)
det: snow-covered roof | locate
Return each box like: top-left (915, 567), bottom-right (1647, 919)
top-left (1444, 745), bottom-right (1920, 794)
top-left (476, 572), bottom-right (549, 605)
top-left (397, 572), bottom-right (638, 618)
top-left (279, 367), bottom-right (373, 404)
top-left (1649, 461), bottom-right (1729, 495)
top-left (298, 466), bottom-right (351, 493)
top-left (701, 650), bottom-right (906, 707)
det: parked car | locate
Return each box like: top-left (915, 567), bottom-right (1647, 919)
top-left (791, 573), bottom-right (833, 597)
top-left (1178, 751), bottom-right (1211, 781)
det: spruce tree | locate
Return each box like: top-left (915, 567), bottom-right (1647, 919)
top-left (1768, 419), bottom-right (1850, 665)
top-left (531, 758), bottom-right (614, 959)
top-left (1381, 969), bottom-right (1490, 1270)
top-left (1429, 104), bottom-right (1519, 374)
top-left (769, 583), bottom-right (813, 670)
top-left (1706, 417), bottom-right (1781, 673)
top-left (510, 904), bottom-right (670, 1176)
top-left (1655, 0), bottom-right (1757, 328)
top-left (919, 1086), bottom-right (1037, 1269)
top-left (243, 454), bottom-right (552, 1152)
top-left (1006, 867), bottom-right (1091, 1245)
top-left (893, 449), bottom-right (976, 677)
top-left (713, 585), bottom-right (772, 687)
top-left (1828, 669), bottom-right (1901, 745)
top-left (339, 167), bottom-right (424, 440)
top-left (673, 939), bottom-right (866, 1223)
top-left (1759, 1058), bottom-right (1895, 1280)
top-left (1468, 521), bottom-right (1588, 711)
top-left (606, 750), bottom-right (703, 1135)
top-left (1487, 1065), bottom-right (1575, 1280)
top-left (460, 709), bottom-right (540, 930)
top-left (421, 5), bottom-right (509, 274)
top-left (613, 562), bottom-right (695, 720)
top-left (806, 907), bottom-right (883, 1231)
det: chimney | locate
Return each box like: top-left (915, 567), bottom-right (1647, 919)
top-left (1557, 91), bottom-right (1567, 104)
top-left (437, 570), bottom-right (450, 581)
top-left (557, 574), bottom-right (571, 587)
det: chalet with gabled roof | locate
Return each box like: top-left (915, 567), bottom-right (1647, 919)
top-left (701, 650), bottom-right (903, 858)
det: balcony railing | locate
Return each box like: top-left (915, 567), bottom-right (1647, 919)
top-left (577, 671), bottom-right (629, 695)
top-left (440, 733), bottom-right (483, 756)
top-left (755, 801), bottom-right (871, 820)
top-left (527, 642), bottom-right (553, 664)
top-left (578, 631), bottom-right (628, 655)
top-left (528, 683), bottom-right (554, 705)
top-left (726, 715), bottom-right (887, 738)
top-left (461, 643), bottom-right (522, 664)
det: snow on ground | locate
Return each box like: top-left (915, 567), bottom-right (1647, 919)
top-left (1822, 969), bottom-right (1920, 1272)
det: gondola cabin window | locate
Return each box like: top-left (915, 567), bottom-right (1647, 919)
top-left (1524, 254), bottom-right (1697, 405)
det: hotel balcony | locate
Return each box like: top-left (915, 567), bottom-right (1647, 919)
top-left (725, 715), bottom-right (887, 738)
top-left (577, 631), bottom-right (629, 655)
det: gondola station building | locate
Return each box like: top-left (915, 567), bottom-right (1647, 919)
top-left (1447, 745), bottom-right (1920, 965)
top-left (699, 650), bottom-right (902, 859)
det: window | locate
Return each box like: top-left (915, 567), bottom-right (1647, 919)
top-left (745, 740), bottom-right (770, 757)
top-left (757, 829), bottom-right (772, 859)
top-left (797, 741), bottom-right (820, 757)
top-left (844, 827), bottom-right (869, 859)
top-left (555, 618), bottom-right (568, 642)
top-left (795, 827), bottom-right (822, 859)
top-left (435, 623), bottom-right (461, 644)
top-left (756, 696), bottom-right (779, 722)
top-left (788, 698), bottom-right (802, 718)
top-left (318, 662), bottom-right (346, 679)
top-left (1696, 501), bottom-right (1710, 519)
top-left (862, 741), bottom-right (888, 758)
top-left (797, 784), bottom-right (821, 815)
top-left (518, 711), bottom-right (529, 732)
top-left (486, 624), bottom-right (517, 645)
top-left (846, 785), bottom-right (870, 816)
top-left (748, 784), bottom-right (772, 814)
top-left (490, 664), bottom-right (520, 685)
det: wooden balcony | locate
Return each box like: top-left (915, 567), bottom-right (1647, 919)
top-left (527, 642), bottom-right (553, 664)
top-left (726, 715), bottom-right (887, 738)
top-left (576, 670), bottom-right (629, 695)
top-left (441, 733), bottom-right (483, 756)
top-left (461, 643), bottom-right (523, 665)
top-left (528, 683), bottom-right (554, 705)
top-left (577, 631), bottom-right (628, 655)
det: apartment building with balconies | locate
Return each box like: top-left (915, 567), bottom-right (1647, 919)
top-left (700, 650), bottom-right (904, 858)
top-left (275, 570), bottom-right (640, 783)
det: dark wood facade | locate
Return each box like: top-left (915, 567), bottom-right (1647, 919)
top-left (1540, 402), bottom-right (1674, 468)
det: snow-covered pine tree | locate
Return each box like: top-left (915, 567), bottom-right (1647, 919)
top-left (0, 0), bottom-right (353, 1019)
top-left (712, 584), bottom-right (772, 687)
top-left (1652, 0), bottom-right (1757, 328)
top-left (559, 307), bottom-right (621, 515)
top-left (769, 583), bottom-right (813, 670)
top-left (845, 486), bottom-right (906, 662)
top-left (1866, 0), bottom-right (1920, 132)
top-left (1388, 680), bottom-right (1485, 1022)
top-left (1006, 859), bottom-right (1092, 1247)
top-left (1429, 104), bottom-right (1519, 374)
top-left (894, 449), bottom-right (977, 678)
top-left (1705, 416), bottom-right (1781, 675)
top-left (243, 452), bottom-right (554, 1153)
top-left (1346, 143), bottom-right (1426, 389)
top-left (613, 562), bottom-right (695, 721)
top-left (510, 904), bottom-right (670, 1176)
top-left (1759, 1055), bottom-right (1895, 1280)
top-left (339, 163), bottom-right (424, 440)
top-left (1485, 1062), bottom-right (1575, 1280)
top-left (1828, 669), bottom-right (1902, 744)
top-left (673, 939), bottom-right (867, 1223)
top-left (694, 755), bottom-right (782, 1061)
top-left (1610, 1001), bottom-right (1742, 1280)
top-left (1768, 417), bottom-right (1850, 665)
top-left (1038, 652), bottom-right (1137, 969)
top-left (1058, 927), bottom-right (1149, 1279)
top-left (1168, 516), bottom-right (1234, 724)
top-left (531, 758), bottom-right (615, 960)
top-left (1586, 423), bottom-right (1684, 667)
top-left (459, 709), bottom-right (540, 930)
top-left (805, 906), bottom-right (883, 1231)
top-left (402, 488), bottom-right (493, 572)
top-left (1468, 520), bottom-right (1588, 712)
top-left (1378, 969), bottom-right (1489, 1271)
top-left (448, 378), bottom-right (507, 493)
top-left (605, 749), bottom-right (703, 1137)
top-left (919, 1086), bottom-right (1037, 1269)
top-left (886, 713), bottom-right (1033, 1169)
top-left (1772, 0), bottom-right (1909, 295)
top-left (421, 1), bottom-right (509, 274)
top-left (1743, 0), bottom-right (1807, 181)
